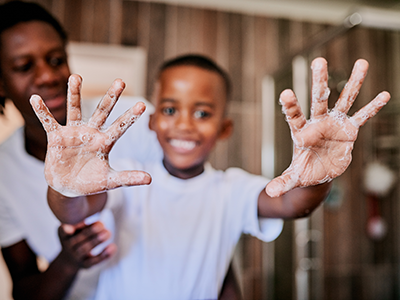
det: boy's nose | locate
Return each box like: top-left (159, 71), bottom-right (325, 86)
top-left (175, 112), bottom-right (194, 131)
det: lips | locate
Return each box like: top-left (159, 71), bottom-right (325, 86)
top-left (42, 93), bottom-right (66, 110)
top-left (169, 139), bottom-right (196, 152)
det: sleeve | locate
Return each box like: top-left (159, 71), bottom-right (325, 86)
top-left (226, 168), bottom-right (283, 242)
top-left (0, 196), bottom-right (25, 248)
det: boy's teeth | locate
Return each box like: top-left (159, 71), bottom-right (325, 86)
top-left (170, 139), bottom-right (196, 150)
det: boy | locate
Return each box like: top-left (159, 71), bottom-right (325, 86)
top-left (30, 55), bottom-right (390, 299)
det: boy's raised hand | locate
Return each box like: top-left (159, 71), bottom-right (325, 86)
top-left (266, 57), bottom-right (390, 198)
top-left (30, 74), bottom-right (151, 197)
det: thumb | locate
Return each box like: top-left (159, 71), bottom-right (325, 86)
top-left (265, 170), bottom-right (299, 198)
top-left (107, 170), bottom-right (152, 189)
top-left (61, 223), bottom-right (76, 235)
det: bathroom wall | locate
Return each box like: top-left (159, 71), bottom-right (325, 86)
top-left (0, 0), bottom-right (399, 299)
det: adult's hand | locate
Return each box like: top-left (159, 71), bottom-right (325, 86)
top-left (58, 221), bottom-right (116, 269)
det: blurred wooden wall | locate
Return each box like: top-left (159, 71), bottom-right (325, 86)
top-left (3, 0), bottom-right (400, 299)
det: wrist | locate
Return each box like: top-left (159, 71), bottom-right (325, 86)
top-left (55, 250), bottom-right (81, 275)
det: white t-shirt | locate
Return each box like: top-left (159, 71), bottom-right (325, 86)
top-left (0, 96), bottom-right (161, 299)
top-left (94, 160), bottom-right (284, 300)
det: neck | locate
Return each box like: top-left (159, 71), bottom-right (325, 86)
top-left (163, 159), bottom-right (205, 180)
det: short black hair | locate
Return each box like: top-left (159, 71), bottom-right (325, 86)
top-left (0, 1), bottom-right (68, 114)
top-left (158, 54), bottom-right (231, 100)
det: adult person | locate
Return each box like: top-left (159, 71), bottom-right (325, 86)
top-left (0, 1), bottom-right (155, 299)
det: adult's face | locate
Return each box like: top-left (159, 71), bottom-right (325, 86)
top-left (0, 20), bottom-right (70, 126)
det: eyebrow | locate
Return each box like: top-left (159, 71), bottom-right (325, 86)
top-left (159, 98), bottom-right (216, 109)
top-left (194, 102), bottom-right (216, 109)
top-left (159, 98), bottom-right (176, 104)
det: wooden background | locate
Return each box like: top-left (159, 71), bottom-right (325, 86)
top-left (1, 0), bottom-right (400, 299)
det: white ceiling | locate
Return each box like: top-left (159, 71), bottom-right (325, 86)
top-left (135, 0), bottom-right (400, 30)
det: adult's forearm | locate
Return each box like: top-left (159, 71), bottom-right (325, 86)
top-left (12, 252), bottom-right (79, 300)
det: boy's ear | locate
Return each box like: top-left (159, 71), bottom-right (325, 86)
top-left (149, 113), bottom-right (155, 131)
top-left (218, 118), bottom-right (233, 140)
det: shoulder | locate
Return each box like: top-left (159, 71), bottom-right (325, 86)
top-left (222, 167), bottom-right (270, 185)
top-left (0, 127), bottom-right (23, 163)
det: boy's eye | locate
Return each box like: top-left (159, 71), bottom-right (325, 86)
top-left (194, 110), bottom-right (210, 119)
top-left (162, 107), bottom-right (175, 115)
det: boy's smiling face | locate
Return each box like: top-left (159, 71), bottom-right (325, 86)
top-left (150, 65), bottom-right (232, 179)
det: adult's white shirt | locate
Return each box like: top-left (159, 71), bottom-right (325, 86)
top-left (0, 96), bottom-right (161, 299)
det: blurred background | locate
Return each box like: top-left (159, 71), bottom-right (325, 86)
top-left (1, 0), bottom-right (400, 299)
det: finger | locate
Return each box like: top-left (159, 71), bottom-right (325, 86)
top-left (64, 221), bottom-right (105, 248)
top-left (71, 221), bottom-right (89, 230)
top-left (280, 89), bottom-right (307, 134)
top-left (58, 225), bottom-right (69, 241)
top-left (75, 228), bottom-right (111, 258)
top-left (105, 101), bottom-right (146, 147)
top-left (334, 59), bottom-right (369, 114)
top-left (62, 220), bottom-right (90, 236)
top-left (82, 243), bottom-right (117, 268)
top-left (107, 170), bottom-right (152, 190)
top-left (67, 74), bottom-right (83, 125)
top-left (351, 91), bottom-right (390, 127)
top-left (61, 224), bottom-right (76, 235)
top-left (310, 57), bottom-right (330, 118)
top-left (88, 79), bottom-right (126, 129)
top-left (30, 95), bottom-right (61, 133)
top-left (265, 169), bottom-right (299, 198)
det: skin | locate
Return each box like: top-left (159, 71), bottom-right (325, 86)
top-left (0, 21), bottom-right (116, 300)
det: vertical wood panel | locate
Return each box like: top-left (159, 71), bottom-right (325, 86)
top-left (176, 6), bottom-right (193, 55)
top-left (80, 0), bottom-right (95, 42)
top-left (264, 18), bottom-right (280, 75)
top-left (242, 15), bottom-right (256, 104)
top-left (121, 0), bottom-right (139, 45)
top-left (146, 3), bottom-right (167, 98)
top-left (51, 0), bottom-right (65, 24)
top-left (164, 5), bottom-right (178, 59)
top-left (189, 8), bottom-right (204, 52)
top-left (202, 10), bottom-right (218, 59)
top-left (137, 2), bottom-right (151, 49)
top-left (63, 0), bottom-right (83, 41)
top-left (109, 0), bottom-right (123, 44)
top-left (216, 11), bottom-right (230, 71)
top-left (228, 13), bottom-right (243, 103)
top-left (92, 0), bottom-right (110, 43)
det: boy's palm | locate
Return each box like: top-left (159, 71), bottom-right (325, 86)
top-left (266, 58), bottom-right (390, 197)
top-left (30, 75), bottom-right (151, 197)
